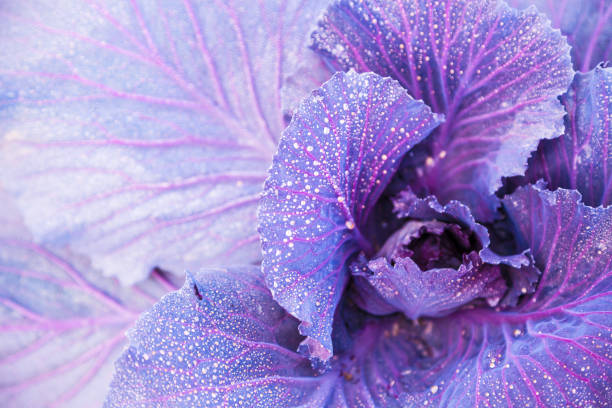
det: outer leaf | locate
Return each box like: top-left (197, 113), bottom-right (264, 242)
top-left (508, 0), bottom-right (612, 72)
top-left (311, 0), bottom-right (574, 220)
top-left (281, 49), bottom-right (334, 120)
top-left (0, 0), bottom-right (328, 284)
top-left (105, 266), bottom-right (333, 407)
top-left (524, 65), bottom-right (612, 207)
top-left (105, 271), bottom-right (429, 408)
top-left (397, 185), bottom-right (612, 406)
top-left (504, 184), bottom-right (611, 311)
top-left (0, 190), bottom-right (178, 408)
top-left (258, 70), bottom-right (442, 360)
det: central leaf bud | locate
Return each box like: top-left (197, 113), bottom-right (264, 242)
top-left (379, 220), bottom-right (482, 271)
top-left (348, 193), bottom-right (537, 320)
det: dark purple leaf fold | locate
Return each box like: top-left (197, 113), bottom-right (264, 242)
top-left (351, 255), bottom-right (507, 320)
top-left (503, 183), bottom-right (612, 311)
top-left (258, 70), bottom-right (442, 360)
top-left (523, 65), bottom-right (612, 207)
top-left (312, 0), bottom-right (574, 220)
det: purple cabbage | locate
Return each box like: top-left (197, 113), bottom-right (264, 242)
top-left (0, 0), bottom-right (610, 407)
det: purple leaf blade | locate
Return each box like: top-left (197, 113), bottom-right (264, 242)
top-left (104, 266), bottom-right (337, 408)
top-left (507, 0), bottom-right (612, 72)
top-left (311, 0), bottom-right (574, 220)
top-left (0, 0), bottom-right (328, 284)
top-left (503, 184), bottom-right (611, 311)
top-left (258, 70), bottom-right (442, 360)
top-left (105, 275), bottom-right (430, 408)
top-left (400, 304), bottom-right (612, 406)
top-left (0, 191), bottom-right (178, 408)
top-left (352, 256), bottom-right (507, 320)
top-left (281, 49), bottom-right (334, 120)
top-left (524, 65), bottom-right (612, 207)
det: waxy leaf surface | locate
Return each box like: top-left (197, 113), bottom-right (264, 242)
top-left (352, 195), bottom-right (515, 319)
top-left (105, 271), bottom-right (432, 408)
top-left (106, 267), bottom-right (333, 407)
top-left (258, 70), bottom-right (441, 359)
top-left (352, 256), bottom-right (507, 320)
top-left (105, 186), bottom-right (612, 408)
top-left (312, 0), bottom-right (574, 220)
